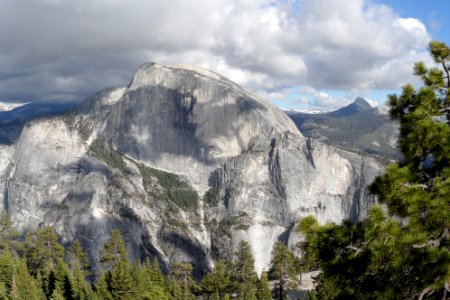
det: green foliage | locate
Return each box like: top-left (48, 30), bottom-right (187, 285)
top-left (25, 226), bottom-right (65, 275)
top-left (165, 215), bottom-right (189, 232)
top-left (149, 258), bottom-right (165, 287)
top-left (0, 212), bottom-right (20, 254)
top-left (214, 213), bottom-right (251, 237)
top-left (299, 41), bottom-right (450, 299)
top-left (13, 259), bottom-right (42, 300)
top-left (109, 259), bottom-right (135, 299)
top-left (257, 272), bottom-right (272, 300)
top-left (201, 260), bottom-right (232, 299)
top-left (0, 250), bottom-right (15, 293)
top-left (94, 271), bottom-right (112, 300)
top-left (100, 229), bottom-right (128, 270)
top-left (169, 262), bottom-right (198, 299)
top-left (233, 241), bottom-right (258, 299)
top-left (50, 288), bottom-right (65, 300)
top-left (203, 188), bottom-right (220, 207)
top-left (90, 139), bottom-right (129, 174)
top-left (269, 241), bottom-right (299, 300)
top-left (137, 163), bottom-right (199, 211)
top-left (67, 240), bottom-right (91, 275)
top-left (0, 213), bottom-right (300, 300)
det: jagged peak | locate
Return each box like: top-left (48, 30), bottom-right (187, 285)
top-left (327, 96), bottom-right (373, 117)
top-left (353, 97), bottom-right (372, 110)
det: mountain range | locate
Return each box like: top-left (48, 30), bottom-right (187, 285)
top-left (287, 97), bottom-right (400, 160)
top-left (0, 63), bottom-right (384, 277)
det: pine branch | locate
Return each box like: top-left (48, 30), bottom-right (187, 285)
top-left (413, 228), bottom-right (450, 248)
top-left (400, 183), bottom-right (428, 191)
top-left (418, 285), bottom-right (434, 300)
top-left (440, 106), bottom-right (450, 125)
top-left (442, 61), bottom-right (450, 87)
top-left (345, 245), bottom-right (365, 256)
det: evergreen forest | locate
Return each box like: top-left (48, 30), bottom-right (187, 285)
top-left (0, 212), bottom-right (301, 300)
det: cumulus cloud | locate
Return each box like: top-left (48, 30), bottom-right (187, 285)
top-left (301, 86), bottom-right (318, 95)
top-left (312, 92), bottom-right (338, 107)
top-left (0, 0), bottom-right (431, 104)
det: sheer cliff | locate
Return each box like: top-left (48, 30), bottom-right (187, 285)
top-left (0, 63), bottom-right (383, 276)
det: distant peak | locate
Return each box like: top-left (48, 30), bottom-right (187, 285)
top-left (326, 97), bottom-right (373, 117)
top-left (353, 97), bottom-right (372, 110)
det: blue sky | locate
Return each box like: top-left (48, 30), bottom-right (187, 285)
top-left (272, 0), bottom-right (450, 110)
top-left (383, 0), bottom-right (449, 42)
top-left (0, 0), bottom-right (448, 110)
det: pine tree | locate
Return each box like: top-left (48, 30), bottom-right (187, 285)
top-left (130, 261), bottom-right (145, 295)
top-left (0, 212), bottom-right (20, 255)
top-left (100, 229), bottom-right (135, 299)
top-left (269, 241), bottom-right (299, 300)
top-left (101, 228), bottom-right (128, 270)
top-left (165, 276), bottom-right (180, 300)
top-left (0, 249), bottom-right (15, 293)
top-left (50, 288), bottom-right (65, 300)
top-left (24, 226), bottom-right (65, 275)
top-left (170, 262), bottom-right (198, 300)
top-left (299, 40), bottom-right (450, 299)
top-left (212, 260), bottom-right (232, 298)
top-left (233, 241), bottom-right (258, 300)
top-left (149, 258), bottom-right (165, 288)
top-left (71, 264), bottom-right (91, 300)
top-left (201, 271), bottom-right (216, 298)
top-left (68, 240), bottom-right (91, 275)
top-left (256, 271), bottom-right (272, 300)
top-left (94, 271), bottom-right (112, 300)
top-left (53, 259), bottom-right (74, 300)
top-left (141, 285), bottom-right (169, 300)
top-left (201, 260), bottom-right (233, 299)
top-left (12, 259), bottom-right (41, 300)
top-left (109, 259), bottom-right (135, 299)
top-left (211, 289), bottom-right (220, 300)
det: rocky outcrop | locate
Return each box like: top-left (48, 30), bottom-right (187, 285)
top-left (0, 63), bottom-right (384, 277)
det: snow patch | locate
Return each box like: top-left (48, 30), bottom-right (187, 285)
top-left (0, 101), bottom-right (28, 111)
top-left (282, 108), bottom-right (330, 114)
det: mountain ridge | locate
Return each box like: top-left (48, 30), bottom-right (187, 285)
top-left (0, 63), bottom-right (383, 276)
top-left (288, 97), bottom-right (400, 160)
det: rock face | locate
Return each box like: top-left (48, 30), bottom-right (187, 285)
top-left (82, 62), bottom-right (298, 190)
top-left (0, 63), bottom-right (384, 277)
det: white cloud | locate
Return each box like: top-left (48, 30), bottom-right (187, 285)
top-left (301, 86), bottom-right (318, 95)
top-left (0, 0), bottom-right (432, 105)
top-left (365, 99), bottom-right (380, 107)
top-left (310, 92), bottom-right (348, 109)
